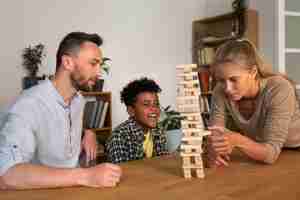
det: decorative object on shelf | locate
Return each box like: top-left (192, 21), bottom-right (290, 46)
top-left (158, 105), bottom-right (186, 152)
top-left (21, 43), bottom-right (46, 89)
top-left (93, 57), bottom-right (111, 92)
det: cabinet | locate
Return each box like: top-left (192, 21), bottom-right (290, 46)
top-left (81, 91), bottom-right (112, 161)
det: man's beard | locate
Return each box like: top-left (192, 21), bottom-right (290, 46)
top-left (70, 73), bottom-right (93, 92)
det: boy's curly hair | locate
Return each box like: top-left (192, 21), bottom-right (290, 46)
top-left (120, 77), bottom-right (162, 106)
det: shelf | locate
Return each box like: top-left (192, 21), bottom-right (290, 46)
top-left (93, 127), bottom-right (112, 132)
top-left (201, 92), bottom-right (212, 96)
top-left (198, 64), bottom-right (210, 68)
top-left (81, 91), bottom-right (111, 96)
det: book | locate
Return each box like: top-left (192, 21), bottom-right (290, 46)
top-left (83, 100), bottom-right (96, 129)
top-left (89, 101), bottom-right (100, 128)
top-left (94, 100), bottom-right (104, 128)
top-left (99, 102), bottom-right (109, 128)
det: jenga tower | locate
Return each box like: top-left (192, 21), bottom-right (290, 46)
top-left (176, 64), bottom-right (210, 178)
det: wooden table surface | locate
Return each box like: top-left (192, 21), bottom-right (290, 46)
top-left (1, 150), bottom-right (300, 200)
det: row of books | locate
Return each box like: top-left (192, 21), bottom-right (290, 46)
top-left (83, 97), bottom-right (109, 129)
top-left (197, 47), bottom-right (214, 66)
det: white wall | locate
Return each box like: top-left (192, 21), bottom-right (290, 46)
top-left (0, 0), bottom-right (206, 126)
top-left (203, 0), bottom-right (233, 17)
top-left (250, 1), bottom-right (277, 70)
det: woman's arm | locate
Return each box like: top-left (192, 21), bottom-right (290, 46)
top-left (209, 78), bottom-right (296, 165)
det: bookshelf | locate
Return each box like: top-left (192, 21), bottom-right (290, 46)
top-left (81, 91), bottom-right (112, 161)
top-left (192, 9), bottom-right (258, 127)
top-left (192, 9), bottom-right (258, 66)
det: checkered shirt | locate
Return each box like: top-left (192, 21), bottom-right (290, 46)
top-left (105, 117), bottom-right (168, 163)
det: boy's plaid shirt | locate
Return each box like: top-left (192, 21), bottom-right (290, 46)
top-left (106, 117), bottom-right (168, 163)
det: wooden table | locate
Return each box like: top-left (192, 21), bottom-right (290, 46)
top-left (1, 150), bottom-right (300, 200)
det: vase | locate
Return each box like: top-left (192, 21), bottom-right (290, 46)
top-left (22, 76), bottom-right (39, 90)
top-left (166, 129), bottom-right (183, 153)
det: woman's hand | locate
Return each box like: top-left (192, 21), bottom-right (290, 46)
top-left (205, 140), bottom-right (230, 167)
top-left (207, 126), bottom-right (235, 166)
top-left (81, 129), bottom-right (98, 165)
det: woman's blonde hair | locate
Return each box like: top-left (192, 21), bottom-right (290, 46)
top-left (212, 39), bottom-right (275, 79)
top-left (212, 39), bottom-right (298, 100)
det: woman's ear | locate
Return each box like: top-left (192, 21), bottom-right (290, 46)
top-left (250, 66), bottom-right (258, 79)
top-left (127, 106), bottom-right (135, 117)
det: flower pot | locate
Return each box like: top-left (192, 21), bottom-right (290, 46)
top-left (22, 76), bottom-right (39, 90)
top-left (166, 129), bottom-right (183, 153)
top-left (22, 76), bottom-right (46, 90)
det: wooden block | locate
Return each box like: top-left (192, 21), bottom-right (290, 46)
top-left (177, 79), bottom-right (199, 85)
top-left (183, 168), bottom-right (192, 179)
top-left (180, 152), bottom-right (201, 157)
top-left (176, 96), bottom-right (199, 105)
top-left (180, 144), bottom-right (202, 151)
top-left (176, 64), bottom-right (196, 70)
top-left (200, 130), bottom-right (211, 136)
top-left (182, 132), bottom-right (192, 137)
top-left (177, 106), bottom-right (201, 113)
top-left (182, 164), bottom-right (203, 169)
top-left (196, 169), bottom-right (205, 178)
top-left (182, 122), bottom-right (203, 129)
top-left (182, 123), bottom-right (203, 129)
top-left (181, 112), bottom-right (201, 117)
top-left (177, 89), bottom-right (200, 97)
top-left (183, 157), bottom-right (191, 165)
top-left (194, 156), bottom-right (204, 166)
top-left (182, 128), bottom-right (204, 133)
top-left (181, 136), bottom-right (203, 141)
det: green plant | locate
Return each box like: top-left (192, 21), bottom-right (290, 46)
top-left (22, 43), bottom-right (46, 77)
top-left (158, 105), bottom-right (186, 131)
top-left (101, 57), bottom-right (111, 75)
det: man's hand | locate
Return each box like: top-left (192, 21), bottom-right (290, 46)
top-left (81, 129), bottom-right (98, 165)
top-left (81, 163), bottom-right (122, 187)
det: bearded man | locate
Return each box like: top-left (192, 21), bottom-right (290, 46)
top-left (0, 32), bottom-right (122, 190)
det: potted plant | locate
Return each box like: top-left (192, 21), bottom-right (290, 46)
top-left (93, 57), bottom-right (111, 91)
top-left (21, 43), bottom-right (46, 89)
top-left (158, 105), bottom-right (186, 152)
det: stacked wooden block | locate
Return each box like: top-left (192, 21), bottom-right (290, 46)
top-left (176, 64), bottom-right (210, 178)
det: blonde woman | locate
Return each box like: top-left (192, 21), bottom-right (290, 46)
top-left (207, 39), bottom-right (300, 166)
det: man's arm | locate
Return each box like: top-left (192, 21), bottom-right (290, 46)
top-left (0, 162), bottom-right (122, 190)
top-left (81, 129), bottom-right (98, 164)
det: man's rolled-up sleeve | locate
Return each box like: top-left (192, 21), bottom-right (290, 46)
top-left (0, 113), bottom-right (36, 176)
